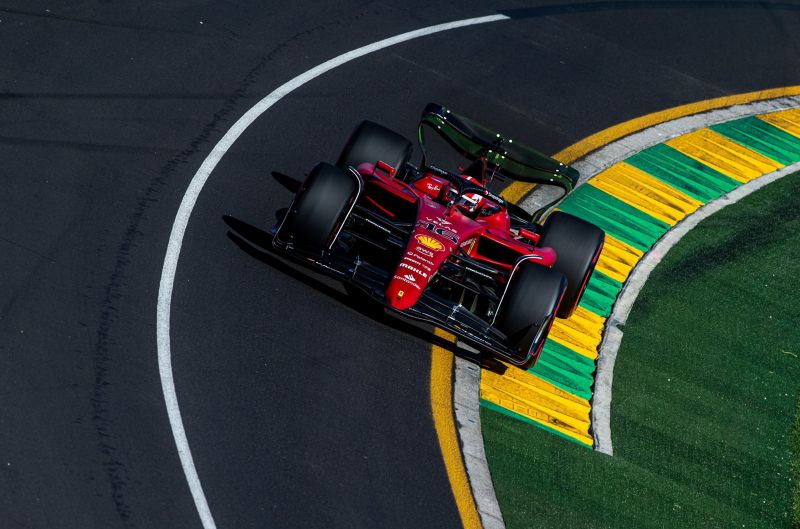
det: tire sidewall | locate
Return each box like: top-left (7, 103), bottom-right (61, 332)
top-left (337, 120), bottom-right (413, 176)
top-left (278, 162), bottom-right (357, 252)
top-left (494, 261), bottom-right (566, 365)
top-left (539, 212), bottom-right (604, 318)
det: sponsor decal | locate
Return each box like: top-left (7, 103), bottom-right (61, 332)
top-left (460, 238), bottom-right (476, 252)
top-left (404, 257), bottom-right (432, 271)
top-left (425, 216), bottom-right (452, 227)
top-left (415, 234), bottom-right (444, 252)
top-left (363, 217), bottom-right (390, 233)
top-left (394, 274), bottom-right (421, 289)
top-left (399, 262), bottom-right (428, 278)
top-left (466, 266), bottom-right (493, 279)
top-left (461, 329), bottom-right (491, 346)
top-left (461, 193), bottom-right (480, 205)
top-left (416, 222), bottom-right (458, 244)
top-left (485, 190), bottom-right (503, 204)
top-left (415, 246), bottom-right (435, 258)
top-left (426, 182), bottom-right (441, 192)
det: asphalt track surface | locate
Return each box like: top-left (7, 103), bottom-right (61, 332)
top-left (2, 2), bottom-right (800, 528)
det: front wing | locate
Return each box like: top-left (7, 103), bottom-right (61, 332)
top-left (272, 233), bottom-right (532, 366)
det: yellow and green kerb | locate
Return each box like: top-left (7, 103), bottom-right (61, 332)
top-left (481, 107), bottom-right (800, 447)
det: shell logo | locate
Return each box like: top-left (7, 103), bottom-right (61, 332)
top-left (415, 234), bottom-right (444, 252)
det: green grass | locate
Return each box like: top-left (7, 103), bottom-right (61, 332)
top-left (793, 398), bottom-right (800, 529)
top-left (483, 173), bottom-right (800, 529)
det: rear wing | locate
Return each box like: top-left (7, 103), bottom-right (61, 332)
top-left (417, 103), bottom-right (579, 194)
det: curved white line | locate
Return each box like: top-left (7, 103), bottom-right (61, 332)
top-left (156, 14), bottom-right (509, 529)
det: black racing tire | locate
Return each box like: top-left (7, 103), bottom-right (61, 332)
top-left (494, 262), bottom-right (567, 367)
top-left (337, 120), bottom-right (412, 177)
top-left (539, 211), bottom-right (605, 318)
top-left (277, 162), bottom-right (357, 253)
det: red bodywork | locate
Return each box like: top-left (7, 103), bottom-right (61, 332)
top-left (355, 162), bottom-right (557, 311)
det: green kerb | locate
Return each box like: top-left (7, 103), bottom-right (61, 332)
top-left (531, 339), bottom-right (596, 400)
top-left (579, 269), bottom-right (623, 318)
top-left (711, 116), bottom-right (800, 166)
top-left (626, 143), bottom-right (739, 203)
top-left (793, 397), bottom-right (800, 529)
top-left (557, 184), bottom-right (669, 252)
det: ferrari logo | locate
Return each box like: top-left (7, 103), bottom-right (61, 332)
top-left (415, 234), bottom-right (444, 252)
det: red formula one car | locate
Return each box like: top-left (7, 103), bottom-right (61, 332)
top-left (272, 104), bottom-right (604, 368)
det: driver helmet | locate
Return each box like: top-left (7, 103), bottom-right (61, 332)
top-left (456, 175), bottom-right (485, 215)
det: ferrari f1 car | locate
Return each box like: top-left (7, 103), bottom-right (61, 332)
top-left (272, 104), bottom-right (605, 368)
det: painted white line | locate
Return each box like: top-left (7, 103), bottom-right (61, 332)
top-left (156, 14), bottom-right (509, 529)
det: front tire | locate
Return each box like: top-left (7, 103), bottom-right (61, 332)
top-left (494, 262), bottom-right (566, 367)
top-left (275, 162), bottom-right (357, 253)
top-left (539, 212), bottom-right (605, 318)
top-left (337, 120), bottom-right (412, 177)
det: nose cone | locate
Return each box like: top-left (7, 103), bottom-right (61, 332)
top-left (386, 275), bottom-right (423, 310)
top-left (386, 225), bottom-right (458, 310)
top-left (386, 236), bottom-right (442, 309)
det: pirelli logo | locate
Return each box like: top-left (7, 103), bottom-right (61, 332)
top-left (399, 262), bottom-right (428, 278)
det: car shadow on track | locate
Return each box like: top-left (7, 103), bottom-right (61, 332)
top-left (257, 171), bottom-right (510, 375)
top-left (271, 171), bottom-right (301, 193)
top-left (221, 214), bottom-right (486, 366)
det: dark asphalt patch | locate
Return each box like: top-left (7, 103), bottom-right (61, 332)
top-left (2, 1), bottom-right (800, 527)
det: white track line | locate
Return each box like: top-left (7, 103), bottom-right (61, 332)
top-left (156, 14), bottom-right (509, 529)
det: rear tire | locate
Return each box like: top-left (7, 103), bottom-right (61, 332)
top-left (337, 120), bottom-right (412, 177)
top-left (494, 262), bottom-right (566, 367)
top-left (539, 212), bottom-right (605, 318)
top-left (276, 162), bottom-right (357, 253)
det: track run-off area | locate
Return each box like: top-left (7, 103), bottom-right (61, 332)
top-left (482, 168), bottom-right (800, 529)
top-left (480, 92), bottom-right (800, 448)
top-left (450, 90), bottom-right (800, 528)
top-left (2, 2), bottom-right (800, 529)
